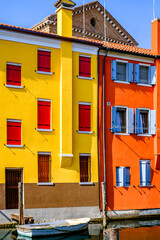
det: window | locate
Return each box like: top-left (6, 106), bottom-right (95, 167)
top-left (80, 155), bottom-right (91, 182)
top-left (79, 103), bottom-right (91, 132)
top-left (38, 154), bottom-right (51, 183)
top-left (140, 160), bottom-right (151, 186)
top-left (79, 56), bottom-right (91, 78)
top-left (7, 120), bottom-right (21, 146)
top-left (116, 167), bottom-right (130, 187)
top-left (111, 106), bottom-right (134, 134)
top-left (117, 62), bottom-right (127, 82)
top-left (135, 109), bottom-right (156, 135)
top-left (38, 50), bottom-right (51, 72)
top-left (90, 18), bottom-right (96, 27)
top-left (7, 64), bottom-right (21, 86)
top-left (37, 100), bottom-right (51, 130)
top-left (140, 66), bottom-right (149, 84)
top-left (111, 60), bottom-right (133, 83)
top-left (135, 64), bottom-right (156, 85)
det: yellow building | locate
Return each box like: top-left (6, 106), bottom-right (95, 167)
top-left (0, 0), bottom-right (101, 218)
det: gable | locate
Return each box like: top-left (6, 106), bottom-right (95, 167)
top-left (31, 1), bottom-right (138, 46)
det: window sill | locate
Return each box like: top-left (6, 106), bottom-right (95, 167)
top-left (113, 80), bottom-right (130, 84)
top-left (37, 182), bottom-right (54, 186)
top-left (79, 182), bottom-right (94, 186)
top-left (6, 144), bottom-right (23, 148)
top-left (6, 84), bottom-right (23, 89)
top-left (137, 83), bottom-right (152, 87)
top-left (37, 129), bottom-right (52, 132)
top-left (78, 131), bottom-right (93, 134)
top-left (138, 185), bottom-right (153, 188)
top-left (137, 134), bottom-right (152, 137)
top-left (116, 186), bottom-right (130, 188)
top-left (37, 71), bottom-right (52, 75)
top-left (78, 76), bottom-right (93, 80)
top-left (114, 133), bottom-right (130, 136)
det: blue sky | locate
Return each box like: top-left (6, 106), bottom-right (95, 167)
top-left (0, 0), bottom-right (159, 49)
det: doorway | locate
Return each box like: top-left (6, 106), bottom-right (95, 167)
top-left (5, 169), bottom-right (22, 209)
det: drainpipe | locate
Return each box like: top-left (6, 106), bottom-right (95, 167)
top-left (97, 47), bottom-right (108, 226)
top-left (102, 49), bottom-right (108, 227)
top-left (97, 46), bottom-right (103, 210)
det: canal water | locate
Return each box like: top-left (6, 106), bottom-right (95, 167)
top-left (1, 219), bottom-right (160, 240)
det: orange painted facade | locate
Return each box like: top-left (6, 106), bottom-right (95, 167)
top-left (99, 19), bottom-right (160, 212)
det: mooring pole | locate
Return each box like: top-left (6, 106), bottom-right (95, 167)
top-left (108, 228), bottom-right (120, 240)
top-left (102, 182), bottom-right (107, 228)
top-left (18, 182), bottom-right (23, 225)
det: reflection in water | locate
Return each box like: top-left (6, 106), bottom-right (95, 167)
top-left (2, 220), bottom-right (160, 240)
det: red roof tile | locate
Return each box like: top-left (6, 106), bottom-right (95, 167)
top-left (0, 23), bottom-right (155, 57)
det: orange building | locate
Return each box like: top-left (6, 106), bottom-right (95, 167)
top-left (98, 19), bottom-right (160, 220)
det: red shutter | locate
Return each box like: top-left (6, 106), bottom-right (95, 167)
top-left (7, 65), bottom-right (21, 86)
top-left (79, 105), bottom-right (85, 131)
top-left (14, 66), bottom-right (21, 86)
top-left (38, 50), bottom-right (51, 72)
top-left (38, 155), bottom-right (50, 182)
top-left (84, 105), bottom-right (91, 131)
top-left (7, 121), bottom-right (21, 145)
top-left (7, 122), bottom-right (14, 145)
top-left (79, 57), bottom-right (91, 77)
top-left (38, 101), bottom-right (44, 129)
top-left (38, 101), bottom-right (51, 129)
top-left (14, 122), bottom-right (21, 145)
top-left (79, 104), bottom-right (91, 131)
top-left (44, 52), bottom-right (51, 72)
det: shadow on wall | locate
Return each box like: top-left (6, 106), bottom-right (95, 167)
top-left (0, 211), bottom-right (12, 222)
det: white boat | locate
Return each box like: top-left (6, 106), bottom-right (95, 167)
top-left (16, 218), bottom-right (90, 238)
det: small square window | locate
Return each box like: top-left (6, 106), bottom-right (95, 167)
top-left (80, 155), bottom-right (91, 182)
top-left (139, 66), bottom-right (149, 84)
top-left (117, 62), bottom-right (127, 82)
top-left (139, 110), bottom-right (148, 134)
top-left (116, 107), bottom-right (126, 133)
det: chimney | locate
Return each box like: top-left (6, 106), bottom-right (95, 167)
top-left (54, 0), bottom-right (76, 38)
top-left (151, 18), bottom-right (160, 55)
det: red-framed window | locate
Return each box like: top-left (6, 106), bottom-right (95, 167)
top-left (38, 154), bottom-right (51, 182)
top-left (7, 120), bottom-right (21, 145)
top-left (80, 155), bottom-right (91, 182)
top-left (79, 104), bottom-right (91, 131)
top-left (38, 50), bottom-right (51, 72)
top-left (38, 100), bottom-right (51, 129)
top-left (7, 64), bottom-right (21, 86)
top-left (79, 56), bottom-right (91, 78)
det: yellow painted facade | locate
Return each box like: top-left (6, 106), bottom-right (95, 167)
top-left (0, 0), bottom-right (99, 209)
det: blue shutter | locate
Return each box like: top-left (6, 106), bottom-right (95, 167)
top-left (124, 167), bottom-right (130, 186)
top-left (128, 63), bottom-right (133, 83)
top-left (116, 167), bottom-right (123, 186)
top-left (140, 161), bottom-right (143, 186)
top-left (135, 64), bottom-right (139, 83)
top-left (140, 161), bottom-right (146, 186)
top-left (150, 66), bottom-right (156, 85)
top-left (148, 66), bottom-right (151, 85)
top-left (135, 109), bottom-right (140, 134)
top-left (146, 161), bottom-right (151, 186)
top-left (150, 110), bottom-right (156, 135)
top-left (128, 108), bottom-right (134, 134)
top-left (111, 60), bottom-right (117, 81)
top-left (111, 107), bottom-right (117, 133)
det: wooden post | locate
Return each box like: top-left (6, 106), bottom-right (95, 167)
top-left (101, 182), bottom-right (107, 228)
top-left (108, 228), bottom-right (119, 240)
top-left (18, 182), bottom-right (23, 225)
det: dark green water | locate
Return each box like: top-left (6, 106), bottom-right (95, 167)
top-left (2, 221), bottom-right (160, 240)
